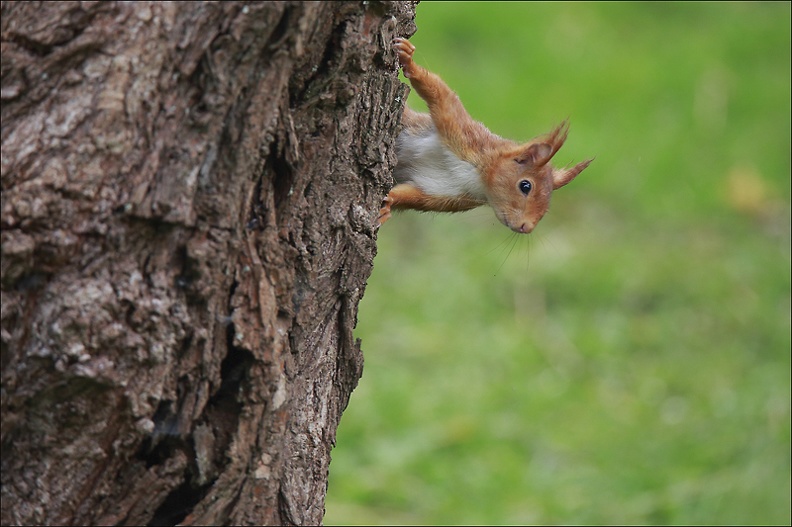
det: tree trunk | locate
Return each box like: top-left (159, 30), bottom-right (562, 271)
top-left (0, 1), bottom-right (414, 525)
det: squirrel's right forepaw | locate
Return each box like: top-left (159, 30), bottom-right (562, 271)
top-left (392, 37), bottom-right (416, 75)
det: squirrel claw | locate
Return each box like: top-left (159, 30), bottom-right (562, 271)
top-left (392, 37), bottom-right (416, 72)
top-left (377, 210), bottom-right (391, 226)
top-left (377, 195), bottom-right (394, 226)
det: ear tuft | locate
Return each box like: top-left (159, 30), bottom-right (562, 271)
top-left (553, 158), bottom-right (593, 189)
top-left (515, 142), bottom-right (553, 167)
top-left (547, 120), bottom-right (571, 159)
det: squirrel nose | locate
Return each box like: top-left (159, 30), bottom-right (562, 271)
top-left (518, 223), bottom-right (531, 234)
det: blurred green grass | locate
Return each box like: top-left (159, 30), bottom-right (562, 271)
top-left (326, 2), bottom-right (791, 525)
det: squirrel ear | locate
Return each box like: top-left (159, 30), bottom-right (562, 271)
top-left (553, 159), bottom-right (593, 189)
top-left (515, 142), bottom-right (553, 166)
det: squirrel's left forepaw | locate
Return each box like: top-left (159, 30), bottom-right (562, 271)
top-left (377, 195), bottom-right (394, 227)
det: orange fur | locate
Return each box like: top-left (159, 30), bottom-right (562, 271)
top-left (389, 184), bottom-right (485, 213)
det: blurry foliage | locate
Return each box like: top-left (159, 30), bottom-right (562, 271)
top-left (326, 2), bottom-right (791, 525)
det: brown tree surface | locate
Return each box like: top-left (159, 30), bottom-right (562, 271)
top-left (1, 1), bottom-right (415, 525)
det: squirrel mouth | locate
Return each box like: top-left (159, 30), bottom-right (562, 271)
top-left (495, 213), bottom-right (532, 234)
top-left (494, 210), bottom-right (535, 234)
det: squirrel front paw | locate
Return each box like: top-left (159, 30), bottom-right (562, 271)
top-left (377, 195), bottom-right (394, 227)
top-left (392, 37), bottom-right (416, 77)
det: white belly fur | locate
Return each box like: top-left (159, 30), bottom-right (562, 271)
top-left (394, 126), bottom-right (486, 201)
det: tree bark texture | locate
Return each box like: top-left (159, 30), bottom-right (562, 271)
top-left (0, 1), bottom-right (414, 525)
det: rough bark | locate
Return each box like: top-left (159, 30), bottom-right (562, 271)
top-left (0, 1), bottom-right (414, 525)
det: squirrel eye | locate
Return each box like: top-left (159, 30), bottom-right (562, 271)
top-left (518, 179), bottom-right (532, 195)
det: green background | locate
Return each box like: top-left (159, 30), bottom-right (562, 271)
top-left (326, 2), bottom-right (791, 525)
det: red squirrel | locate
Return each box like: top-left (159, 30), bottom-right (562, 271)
top-left (379, 38), bottom-right (592, 234)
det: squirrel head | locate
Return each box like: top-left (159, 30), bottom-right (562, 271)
top-left (485, 121), bottom-right (591, 234)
